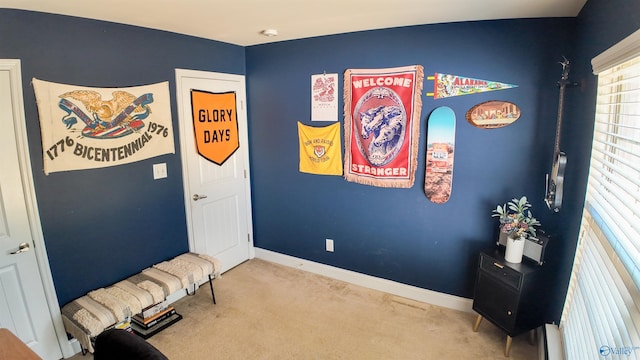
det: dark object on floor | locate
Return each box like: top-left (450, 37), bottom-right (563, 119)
top-left (94, 329), bottom-right (168, 360)
top-left (132, 313), bottom-right (183, 339)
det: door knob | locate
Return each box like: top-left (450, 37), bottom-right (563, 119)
top-left (193, 194), bottom-right (208, 201)
top-left (10, 242), bottom-right (30, 254)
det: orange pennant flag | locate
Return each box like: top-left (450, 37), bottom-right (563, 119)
top-left (191, 90), bottom-right (239, 165)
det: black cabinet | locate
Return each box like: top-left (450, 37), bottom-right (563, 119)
top-left (472, 249), bottom-right (549, 356)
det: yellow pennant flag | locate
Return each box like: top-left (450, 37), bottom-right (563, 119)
top-left (298, 122), bottom-right (342, 175)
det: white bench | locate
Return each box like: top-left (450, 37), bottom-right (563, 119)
top-left (61, 252), bottom-right (221, 354)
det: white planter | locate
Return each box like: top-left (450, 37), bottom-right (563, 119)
top-left (505, 236), bottom-right (525, 263)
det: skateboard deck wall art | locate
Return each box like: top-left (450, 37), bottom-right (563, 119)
top-left (425, 106), bottom-right (456, 204)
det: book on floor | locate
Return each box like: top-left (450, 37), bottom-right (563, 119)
top-left (132, 307), bottom-right (176, 329)
top-left (131, 313), bottom-right (182, 339)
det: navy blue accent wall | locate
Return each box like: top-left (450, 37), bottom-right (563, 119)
top-left (0, 9), bottom-right (245, 306)
top-left (246, 19), bottom-right (576, 320)
top-left (244, 0), bottom-right (640, 322)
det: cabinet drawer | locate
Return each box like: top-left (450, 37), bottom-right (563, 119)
top-left (479, 253), bottom-right (522, 289)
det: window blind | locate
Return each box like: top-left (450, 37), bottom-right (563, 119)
top-left (560, 28), bottom-right (640, 360)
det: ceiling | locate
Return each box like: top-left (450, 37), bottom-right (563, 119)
top-left (1, 0), bottom-right (587, 46)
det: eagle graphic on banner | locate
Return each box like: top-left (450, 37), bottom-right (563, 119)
top-left (59, 90), bottom-right (152, 138)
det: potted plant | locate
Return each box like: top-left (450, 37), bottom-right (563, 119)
top-left (492, 196), bottom-right (541, 263)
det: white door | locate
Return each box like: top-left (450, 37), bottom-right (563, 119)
top-left (0, 61), bottom-right (63, 359)
top-left (175, 69), bottom-right (253, 273)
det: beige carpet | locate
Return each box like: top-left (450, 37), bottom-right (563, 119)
top-left (69, 258), bottom-right (537, 359)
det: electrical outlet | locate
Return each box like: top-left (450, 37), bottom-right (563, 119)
top-left (153, 163), bottom-right (167, 179)
top-left (326, 239), bottom-right (334, 252)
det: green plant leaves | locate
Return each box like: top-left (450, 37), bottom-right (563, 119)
top-left (492, 195), bottom-right (540, 238)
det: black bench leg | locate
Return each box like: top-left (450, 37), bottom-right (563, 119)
top-left (208, 274), bottom-right (216, 304)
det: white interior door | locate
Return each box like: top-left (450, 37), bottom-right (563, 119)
top-left (0, 61), bottom-right (63, 359)
top-left (176, 69), bottom-right (253, 273)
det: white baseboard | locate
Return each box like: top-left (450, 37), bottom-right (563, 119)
top-left (538, 323), bottom-right (565, 360)
top-left (254, 248), bottom-right (473, 313)
top-left (68, 338), bottom-right (81, 356)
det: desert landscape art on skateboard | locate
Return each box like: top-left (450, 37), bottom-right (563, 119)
top-left (425, 106), bottom-right (456, 204)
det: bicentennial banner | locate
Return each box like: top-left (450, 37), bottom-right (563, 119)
top-left (33, 79), bottom-right (175, 175)
top-left (343, 65), bottom-right (424, 188)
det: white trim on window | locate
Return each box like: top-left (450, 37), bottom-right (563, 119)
top-left (592, 28), bottom-right (640, 74)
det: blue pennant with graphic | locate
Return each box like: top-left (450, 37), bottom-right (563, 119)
top-left (426, 73), bottom-right (518, 99)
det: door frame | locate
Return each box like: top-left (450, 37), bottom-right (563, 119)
top-left (1, 59), bottom-right (73, 357)
top-left (175, 68), bottom-right (255, 261)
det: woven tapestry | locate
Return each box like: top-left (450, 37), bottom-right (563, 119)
top-left (343, 65), bottom-right (424, 187)
top-left (33, 79), bottom-right (174, 175)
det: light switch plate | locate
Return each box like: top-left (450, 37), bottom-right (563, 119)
top-left (326, 239), bottom-right (334, 252)
top-left (153, 163), bottom-right (167, 179)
